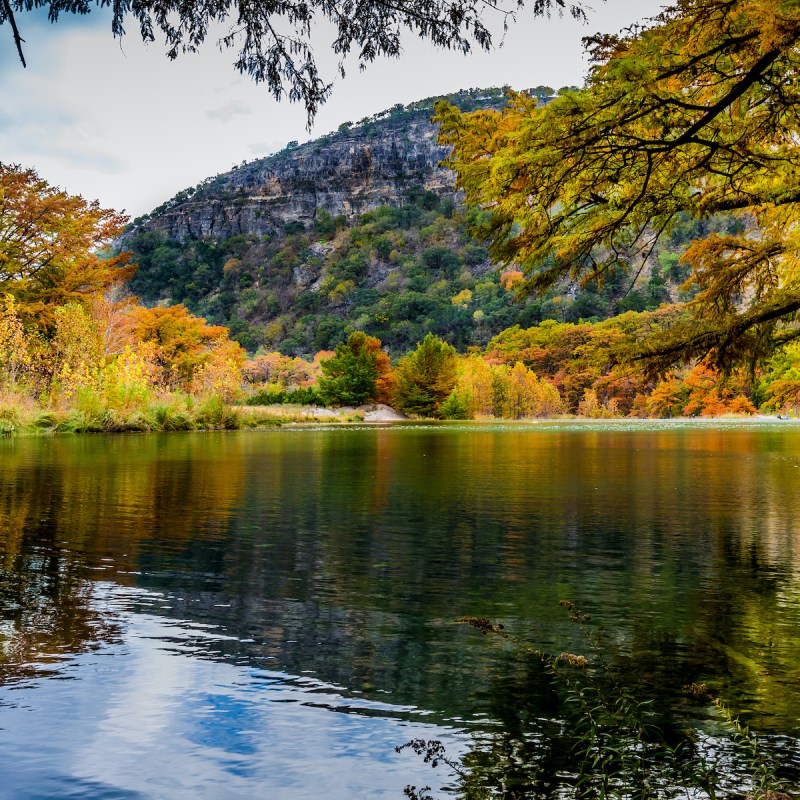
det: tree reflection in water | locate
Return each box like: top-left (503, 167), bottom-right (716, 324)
top-left (1, 426), bottom-right (800, 798)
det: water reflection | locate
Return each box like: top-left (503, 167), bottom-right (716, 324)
top-left (1, 424), bottom-right (800, 796)
top-left (0, 584), bottom-right (459, 800)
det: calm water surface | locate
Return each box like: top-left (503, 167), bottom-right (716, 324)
top-left (1, 421), bottom-right (800, 797)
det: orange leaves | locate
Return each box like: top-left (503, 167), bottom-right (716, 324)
top-left (242, 352), bottom-right (320, 388)
top-left (635, 362), bottom-right (756, 418)
top-left (128, 304), bottom-right (242, 391)
top-left (485, 313), bottom-right (762, 417)
top-left (0, 164), bottom-right (247, 407)
top-left (681, 234), bottom-right (785, 314)
top-left (190, 340), bottom-right (246, 401)
top-left (499, 270), bottom-right (524, 291)
top-left (0, 163), bottom-right (135, 326)
top-left (436, 2), bottom-right (800, 370)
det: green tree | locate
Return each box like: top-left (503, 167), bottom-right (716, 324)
top-left (437, 0), bottom-right (800, 373)
top-left (392, 333), bottom-right (458, 417)
top-left (317, 331), bottom-right (386, 406)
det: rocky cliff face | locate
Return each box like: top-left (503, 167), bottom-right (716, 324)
top-left (124, 88), bottom-right (604, 358)
top-left (126, 110), bottom-right (460, 243)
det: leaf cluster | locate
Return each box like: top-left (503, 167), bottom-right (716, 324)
top-left (0, 163), bottom-right (134, 328)
top-left (317, 330), bottom-right (389, 406)
top-left (392, 333), bottom-right (458, 417)
top-left (437, 0), bottom-right (800, 372)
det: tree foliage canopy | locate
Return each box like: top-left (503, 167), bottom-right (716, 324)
top-left (0, 163), bottom-right (134, 327)
top-left (317, 330), bottom-right (390, 406)
top-left (1, 0), bottom-right (585, 121)
top-left (437, 0), bottom-right (800, 373)
top-left (392, 332), bottom-right (458, 417)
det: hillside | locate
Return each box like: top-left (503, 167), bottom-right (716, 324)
top-left (122, 88), bottom-right (740, 357)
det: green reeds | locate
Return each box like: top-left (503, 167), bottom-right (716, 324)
top-left (401, 604), bottom-right (795, 800)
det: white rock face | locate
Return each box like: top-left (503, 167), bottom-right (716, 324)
top-left (361, 404), bottom-right (407, 422)
top-left (126, 115), bottom-right (458, 244)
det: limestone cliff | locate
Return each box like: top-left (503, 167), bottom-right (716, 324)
top-left (125, 86), bottom-right (682, 358)
top-left (126, 99), bottom-right (474, 244)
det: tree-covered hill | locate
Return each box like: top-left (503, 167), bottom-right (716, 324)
top-left (122, 88), bottom-right (741, 357)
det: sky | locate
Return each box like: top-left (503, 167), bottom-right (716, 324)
top-left (1, 0), bottom-right (666, 218)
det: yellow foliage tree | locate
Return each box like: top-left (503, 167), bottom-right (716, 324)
top-left (49, 303), bottom-right (103, 405)
top-left (0, 296), bottom-right (31, 390)
top-left (99, 343), bottom-right (161, 411)
top-left (190, 339), bottom-right (246, 401)
top-left (500, 361), bottom-right (562, 419)
top-left (456, 354), bottom-right (494, 417)
top-left (437, 0), bottom-right (800, 372)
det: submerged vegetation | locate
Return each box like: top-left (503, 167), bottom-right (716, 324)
top-left (402, 604), bottom-right (798, 799)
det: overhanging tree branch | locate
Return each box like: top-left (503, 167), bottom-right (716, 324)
top-left (2, 0), bottom-right (26, 67)
top-left (1, 0), bottom-right (587, 121)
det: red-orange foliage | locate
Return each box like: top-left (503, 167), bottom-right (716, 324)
top-left (128, 304), bottom-right (241, 390)
top-left (0, 163), bottom-right (135, 328)
top-left (242, 352), bottom-right (319, 387)
top-left (499, 270), bottom-right (524, 290)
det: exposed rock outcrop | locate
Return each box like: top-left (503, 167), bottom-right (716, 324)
top-left (126, 112), bottom-right (458, 244)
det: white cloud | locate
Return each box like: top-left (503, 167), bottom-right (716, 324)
top-left (206, 100), bottom-right (253, 123)
top-left (0, 0), bottom-right (667, 216)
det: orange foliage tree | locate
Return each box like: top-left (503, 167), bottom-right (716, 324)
top-left (127, 304), bottom-right (244, 391)
top-left (242, 351), bottom-right (320, 388)
top-left (0, 163), bottom-right (134, 328)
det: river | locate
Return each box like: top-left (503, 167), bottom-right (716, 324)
top-left (1, 421), bottom-right (799, 797)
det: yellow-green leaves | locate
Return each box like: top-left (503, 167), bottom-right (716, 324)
top-left (437, 0), bottom-right (800, 369)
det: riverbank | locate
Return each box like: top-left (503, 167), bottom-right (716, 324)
top-left (0, 397), bottom-right (411, 435)
top-left (0, 394), bottom-right (792, 436)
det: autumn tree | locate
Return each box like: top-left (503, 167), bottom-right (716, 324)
top-left (128, 304), bottom-right (243, 391)
top-left (317, 331), bottom-right (391, 406)
top-left (437, 0), bottom-right (800, 373)
top-left (2, 1), bottom-right (586, 122)
top-left (191, 339), bottom-right (246, 401)
top-left (49, 303), bottom-right (104, 404)
top-left (455, 353), bottom-right (494, 417)
top-left (242, 352), bottom-right (319, 388)
top-left (447, 353), bottom-right (562, 418)
top-left (634, 374), bottom-right (688, 419)
top-left (498, 361), bottom-right (562, 418)
top-left (89, 286), bottom-right (139, 357)
top-left (0, 296), bottom-right (30, 390)
top-left (0, 164), bottom-right (134, 328)
top-left (760, 342), bottom-right (800, 412)
top-left (392, 333), bottom-right (458, 417)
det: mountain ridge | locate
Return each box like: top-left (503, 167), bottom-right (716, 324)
top-left (121, 85), bottom-right (720, 357)
top-left (123, 86), bottom-right (559, 243)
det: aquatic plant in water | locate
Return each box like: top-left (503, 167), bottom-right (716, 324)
top-left (399, 602), bottom-right (796, 799)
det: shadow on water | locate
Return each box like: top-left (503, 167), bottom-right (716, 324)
top-left (1, 424), bottom-right (800, 796)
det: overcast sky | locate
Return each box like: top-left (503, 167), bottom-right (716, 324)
top-left (1, 0), bottom-right (665, 218)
